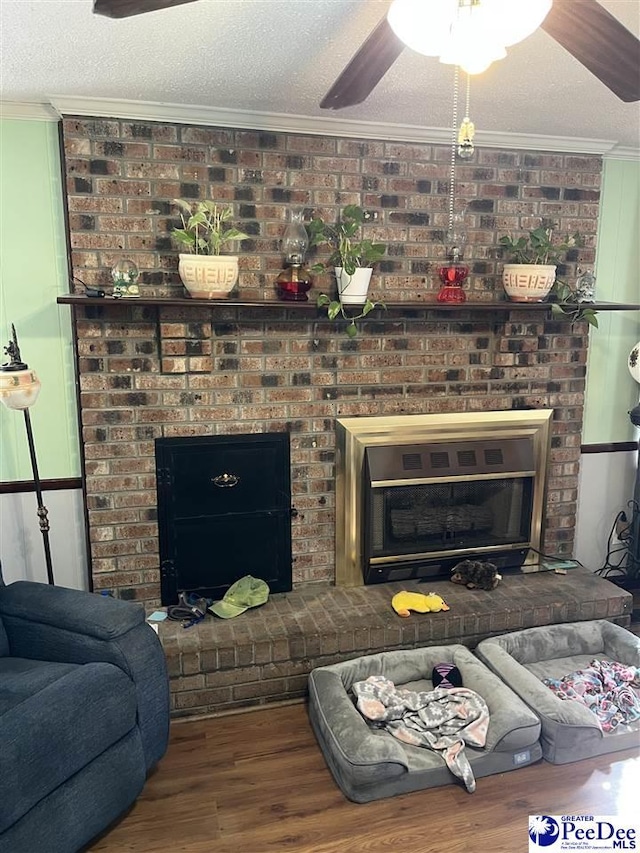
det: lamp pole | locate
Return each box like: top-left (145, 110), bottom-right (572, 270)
top-left (0, 325), bottom-right (55, 585)
top-left (22, 407), bottom-right (55, 585)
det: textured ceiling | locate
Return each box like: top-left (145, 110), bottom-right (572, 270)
top-left (1, 0), bottom-right (639, 151)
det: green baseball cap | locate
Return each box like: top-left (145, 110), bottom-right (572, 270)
top-left (210, 575), bottom-right (270, 619)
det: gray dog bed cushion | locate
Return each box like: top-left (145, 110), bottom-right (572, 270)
top-left (308, 644), bottom-right (542, 803)
top-left (475, 620), bottom-right (640, 765)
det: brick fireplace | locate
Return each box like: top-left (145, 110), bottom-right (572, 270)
top-left (66, 299), bottom-right (592, 606)
top-left (59, 116), bottom-right (601, 608)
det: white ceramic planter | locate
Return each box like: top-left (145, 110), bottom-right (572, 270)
top-left (178, 254), bottom-right (239, 298)
top-left (502, 264), bottom-right (556, 303)
top-left (335, 267), bottom-right (373, 305)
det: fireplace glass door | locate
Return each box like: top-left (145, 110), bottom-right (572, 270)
top-left (369, 475), bottom-right (533, 553)
top-left (362, 435), bottom-right (540, 583)
top-left (365, 476), bottom-right (534, 582)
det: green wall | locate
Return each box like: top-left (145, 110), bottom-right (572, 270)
top-left (583, 158), bottom-right (640, 444)
top-left (0, 118), bottom-right (638, 481)
top-left (0, 119), bottom-right (80, 481)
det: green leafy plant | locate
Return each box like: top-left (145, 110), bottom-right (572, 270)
top-left (171, 199), bottom-right (249, 255)
top-left (548, 279), bottom-right (599, 328)
top-left (499, 225), bottom-right (582, 266)
top-left (316, 293), bottom-right (386, 338)
top-left (308, 205), bottom-right (386, 335)
top-left (307, 205), bottom-right (386, 274)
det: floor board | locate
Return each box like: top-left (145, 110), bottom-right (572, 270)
top-left (89, 703), bottom-right (640, 853)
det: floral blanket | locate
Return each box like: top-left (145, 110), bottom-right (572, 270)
top-left (543, 659), bottom-right (640, 733)
top-left (352, 675), bottom-right (490, 793)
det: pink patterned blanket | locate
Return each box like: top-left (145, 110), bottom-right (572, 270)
top-left (543, 659), bottom-right (640, 733)
top-left (352, 675), bottom-right (490, 793)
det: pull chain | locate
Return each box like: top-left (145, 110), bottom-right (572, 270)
top-left (448, 66), bottom-right (460, 235)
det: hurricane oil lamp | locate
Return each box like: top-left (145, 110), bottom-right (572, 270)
top-left (276, 209), bottom-right (313, 301)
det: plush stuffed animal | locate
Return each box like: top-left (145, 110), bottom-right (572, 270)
top-left (391, 590), bottom-right (450, 617)
top-left (422, 592), bottom-right (450, 612)
top-left (432, 662), bottom-right (463, 689)
top-left (450, 559), bottom-right (502, 591)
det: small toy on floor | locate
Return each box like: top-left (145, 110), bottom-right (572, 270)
top-left (391, 590), bottom-right (450, 617)
top-left (450, 559), bottom-right (502, 591)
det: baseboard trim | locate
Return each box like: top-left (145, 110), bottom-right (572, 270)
top-left (580, 442), bottom-right (638, 454)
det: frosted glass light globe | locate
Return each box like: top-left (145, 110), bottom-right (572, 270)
top-left (387, 0), bottom-right (552, 75)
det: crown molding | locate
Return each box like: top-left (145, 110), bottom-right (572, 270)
top-left (45, 95), bottom-right (637, 157)
top-left (602, 147), bottom-right (640, 162)
top-left (0, 96), bottom-right (637, 158)
top-left (0, 101), bottom-right (60, 121)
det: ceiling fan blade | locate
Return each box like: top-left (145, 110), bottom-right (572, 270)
top-left (320, 17), bottom-right (405, 110)
top-left (541, 0), bottom-right (640, 102)
top-left (93, 0), bottom-right (199, 18)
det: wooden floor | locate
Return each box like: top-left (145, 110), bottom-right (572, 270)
top-left (89, 702), bottom-right (639, 853)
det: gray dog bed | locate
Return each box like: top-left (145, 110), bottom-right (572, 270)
top-left (308, 644), bottom-right (542, 803)
top-left (475, 620), bottom-right (640, 764)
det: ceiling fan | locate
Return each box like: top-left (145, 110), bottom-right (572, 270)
top-left (93, 0), bottom-right (639, 104)
top-left (93, 0), bottom-right (197, 17)
top-left (320, 0), bottom-right (640, 108)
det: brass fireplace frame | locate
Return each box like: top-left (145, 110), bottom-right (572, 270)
top-left (335, 410), bottom-right (554, 587)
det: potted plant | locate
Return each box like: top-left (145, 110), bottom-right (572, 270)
top-left (499, 224), bottom-right (582, 303)
top-left (171, 199), bottom-right (249, 299)
top-left (308, 205), bottom-right (386, 305)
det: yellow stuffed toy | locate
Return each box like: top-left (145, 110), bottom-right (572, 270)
top-left (391, 590), bottom-right (450, 618)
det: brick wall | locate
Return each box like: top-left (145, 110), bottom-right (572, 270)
top-left (61, 117), bottom-right (602, 607)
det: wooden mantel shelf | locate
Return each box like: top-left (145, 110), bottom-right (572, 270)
top-left (56, 295), bottom-right (640, 311)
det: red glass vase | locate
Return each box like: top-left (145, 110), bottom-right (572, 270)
top-left (437, 263), bottom-right (469, 303)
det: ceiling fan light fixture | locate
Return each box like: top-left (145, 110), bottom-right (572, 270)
top-left (388, 0), bottom-right (552, 73)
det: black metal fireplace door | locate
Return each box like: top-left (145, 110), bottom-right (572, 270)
top-left (155, 432), bottom-right (293, 605)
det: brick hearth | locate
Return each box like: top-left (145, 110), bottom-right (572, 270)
top-left (159, 567), bottom-right (632, 718)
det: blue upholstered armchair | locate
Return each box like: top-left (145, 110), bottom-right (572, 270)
top-left (0, 572), bottom-right (170, 853)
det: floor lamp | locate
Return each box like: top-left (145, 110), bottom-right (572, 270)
top-left (0, 325), bottom-right (55, 585)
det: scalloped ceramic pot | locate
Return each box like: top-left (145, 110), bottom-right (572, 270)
top-left (335, 267), bottom-right (373, 305)
top-left (178, 254), bottom-right (239, 298)
top-left (502, 264), bottom-right (557, 303)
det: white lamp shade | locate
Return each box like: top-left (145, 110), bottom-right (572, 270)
top-left (0, 368), bottom-right (41, 410)
top-left (387, 0), bottom-right (552, 74)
